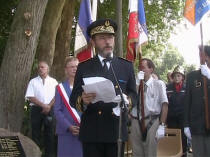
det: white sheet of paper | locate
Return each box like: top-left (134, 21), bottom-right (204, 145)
top-left (82, 77), bottom-right (116, 103)
top-left (83, 77), bottom-right (107, 85)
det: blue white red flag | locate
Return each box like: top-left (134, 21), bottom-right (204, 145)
top-left (138, 0), bottom-right (148, 45)
top-left (184, 0), bottom-right (210, 25)
top-left (74, 0), bottom-right (93, 62)
top-left (126, 0), bottom-right (148, 62)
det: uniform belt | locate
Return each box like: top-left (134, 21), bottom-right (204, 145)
top-left (130, 114), bottom-right (159, 120)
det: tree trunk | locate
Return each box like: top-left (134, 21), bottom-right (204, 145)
top-left (51, 0), bottom-right (76, 81)
top-left (0, 0), bottom-right (48, 132)
top-left (36, 0), bottom-right (66, 66)
top-left (115, 0), bottom-right (123, 57)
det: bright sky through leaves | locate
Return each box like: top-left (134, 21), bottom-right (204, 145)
top-left (170, 15), bottom-right (210, 68)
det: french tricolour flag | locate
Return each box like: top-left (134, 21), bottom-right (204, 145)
top-left (74, 0), bottom-right (97, 62)
top-left (126, 0), bottom-right (148, 62)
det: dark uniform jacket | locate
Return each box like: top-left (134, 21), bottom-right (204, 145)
top-left (184, 70), bottom-right (210, 135)
top-left (70, 55), bottom-right (137, 143)
top-left (167, 82), bottom-right (186, 117)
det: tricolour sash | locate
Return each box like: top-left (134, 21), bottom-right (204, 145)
top-left (57, 83), bottom-right (80, 126)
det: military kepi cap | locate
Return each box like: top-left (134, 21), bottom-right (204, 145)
top-left (87, 18), bottom-right (117, 37)
top-left (171, 65), bottom-right (185, 78)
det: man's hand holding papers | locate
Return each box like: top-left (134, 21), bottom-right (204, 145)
top-left (82, 77), bottom-right (117, 104)
top-left (82, 77), bottom-right (129, 116)
top-left (81, 92), bottom-right (96, 105)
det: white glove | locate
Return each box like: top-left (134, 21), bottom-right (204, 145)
top-left (112, 93), bottom-right (129, 116)
top-left (112, 93), bottom-right (129, 105)
top-left (201, 64), bottom-right (210, 79)
top-left (136, 71), bottom-right (145, 85)
top-left (155, 125), bottom-right (165, 140)
top-left (184, 127), bottom-right (192, 140)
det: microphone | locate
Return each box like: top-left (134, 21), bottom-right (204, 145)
top-left (108, 56), bottom-right (126, 109)
top-left (107, 55), bottom-right (127, 157)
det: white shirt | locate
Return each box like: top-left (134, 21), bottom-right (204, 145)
top-left (25, 75), bottom-right (58, 106)
top-left (98, 53), bottom-right (113, 69)
top-left (131, 77), bottom-right (168, 117)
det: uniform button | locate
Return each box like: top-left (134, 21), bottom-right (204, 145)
top-left (98, 111), bottom-right (102, 115)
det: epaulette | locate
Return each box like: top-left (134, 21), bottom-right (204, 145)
top-left (117, 57), bottom-right (132, 63)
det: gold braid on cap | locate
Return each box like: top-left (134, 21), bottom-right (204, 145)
top-left (90, 21), bottom-right (115, 36)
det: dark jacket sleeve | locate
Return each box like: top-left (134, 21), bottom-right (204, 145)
top-left (184, 72), bottom-right (192, 127)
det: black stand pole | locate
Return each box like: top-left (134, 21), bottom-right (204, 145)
top-left (109, 61), bottom-right (126, 157)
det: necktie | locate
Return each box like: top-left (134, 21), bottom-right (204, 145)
top-left (144, 83), bottom-right (147, 93)
top-left (103, 59), bottom-right (109, 73)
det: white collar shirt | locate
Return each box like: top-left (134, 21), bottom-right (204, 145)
top-left (144, 76), bottom-right (168, 116)
top-left (25, 75), bottom-right (58, 106)
top-left (98, 53), bottom-right (113, 69)
top-left (131, 76), bottom-right (168, 118)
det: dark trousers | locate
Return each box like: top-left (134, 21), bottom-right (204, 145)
top-left (82, 142), bottom-right (125, 157)
top-left (31, 105), bottom-right (54, 157)
top-left (167, 115), bottom-right (187, 155)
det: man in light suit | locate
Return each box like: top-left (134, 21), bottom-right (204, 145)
top-left (70, 18), bottom-right (137, 157)
top-left (54, 57), bottom-right (82, 157)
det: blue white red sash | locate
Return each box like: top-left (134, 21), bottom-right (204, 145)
top-left (57, 83), bottom-right (80, 126)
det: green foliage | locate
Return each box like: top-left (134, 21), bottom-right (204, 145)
top-left (143, 0), bottom-right (185, 57)
top-left (0, 0), bottom-right (19, 66)
top-left (153, 44), bottom-right (196, 82)
top-left (97, 0), bottom-right (116, 19)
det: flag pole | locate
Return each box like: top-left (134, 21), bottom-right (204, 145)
top-left (200, 22), bottom-right (210, 130)
top-left (116, 0), bottom-right (123, 57)
top-left (91, 0), bottom-right (97, 57)
top-left (116, 0), bottom-right (124, 156)
top-left (200, 23), bottom-right (203, 46)
top-left (91, 0), bottom-right (97, 21)
top-left (136, 44), bottom-right (147, 141)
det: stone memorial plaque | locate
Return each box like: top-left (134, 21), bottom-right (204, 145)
top-left (0, 136), bottom-right (26, 157)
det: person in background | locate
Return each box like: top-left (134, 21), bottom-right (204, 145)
top-left (70, 18), bottom-right (137, 157)
top-left (184, 45), bottom-right (210, 157)
top-left (166, 65), bottom-right (187, 157)
top-left (130, 58), bottom-right (168, 157)
top-left (25, 61), bottom-right (58, 157)
top-left (167, 72), bottom-right (173, 84)
top-left (54, 57), bottom-right (82, 157)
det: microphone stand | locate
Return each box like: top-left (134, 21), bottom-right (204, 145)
top-left (109, 59), bottom-right (127, 157)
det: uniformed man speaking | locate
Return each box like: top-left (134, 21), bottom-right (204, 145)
top-left (70, 18), bottom-right (137, 157)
